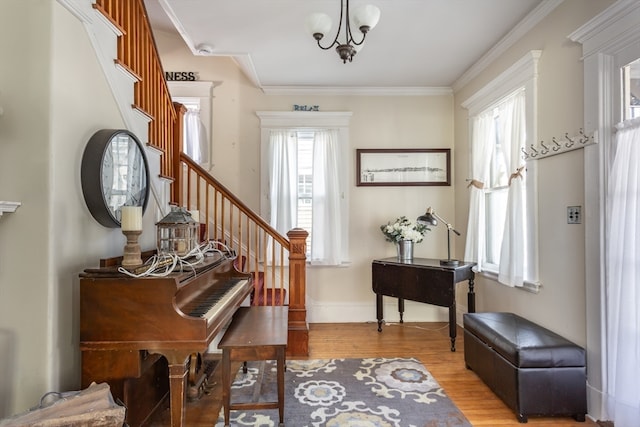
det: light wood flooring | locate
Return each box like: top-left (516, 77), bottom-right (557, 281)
top-left (148, 322), bottom-right (598, 426)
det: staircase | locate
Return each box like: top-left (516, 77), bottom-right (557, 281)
top-left (59, 0), bottom-right (308, 356)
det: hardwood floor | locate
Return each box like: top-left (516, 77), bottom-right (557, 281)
top-left (148, 322), bottom-right (598, 426)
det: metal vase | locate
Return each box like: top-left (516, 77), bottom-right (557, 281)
top-left (396, 239), bottom-right (414, 261)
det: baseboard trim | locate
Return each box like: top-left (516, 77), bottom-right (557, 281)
top-left (307, 299), bottom-right (469, 326)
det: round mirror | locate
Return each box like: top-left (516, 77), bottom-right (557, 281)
top-left (81, 129), bottom-right (150, 228)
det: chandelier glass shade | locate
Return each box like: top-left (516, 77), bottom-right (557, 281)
top-left (306, 0), bottom-right (381, 63)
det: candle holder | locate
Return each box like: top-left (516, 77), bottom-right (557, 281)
top-left (122, 230), bottom-right (143, 268)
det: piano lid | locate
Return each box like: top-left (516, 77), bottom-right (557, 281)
top-left (81, 251), bottom-right (229, 279)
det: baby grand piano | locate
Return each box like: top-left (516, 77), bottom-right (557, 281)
top-left (79, 252), bottom-right (252, 427)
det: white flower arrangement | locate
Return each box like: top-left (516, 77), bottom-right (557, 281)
top-left (380, 216), bottom-right (430, 243)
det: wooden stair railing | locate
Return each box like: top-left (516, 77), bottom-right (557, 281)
top-left (177, 153), bottom-right (309, 356)
top-left (94, 0), bottom-right (176, 179)
top-left (93, 0), bottom-right (308, 357)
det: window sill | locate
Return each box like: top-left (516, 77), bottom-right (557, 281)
top-left (478, 270), bottom-right (541, 294)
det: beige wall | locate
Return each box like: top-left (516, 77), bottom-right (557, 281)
top-left (154, 1), bottom-right (614, 333)
top-left (452, 0), bottom-right (614, 346)
top-left (0, 0), bottom-right (130, 415)
top-left (0, 0), bottom-right (616, 418)
top-left (155, 31), bottom-right (457, 323)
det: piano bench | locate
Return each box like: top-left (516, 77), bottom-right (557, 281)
top-left (463, 312), bottom-right (587, 423)
top-left (218, 306), bottom-right (288, 427)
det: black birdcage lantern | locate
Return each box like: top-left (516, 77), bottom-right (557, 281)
top-left (156, 206), bottom-right (199, 257)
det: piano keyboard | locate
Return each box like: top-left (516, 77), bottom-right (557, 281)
top-left (187, 278), bottom-right (250, 325)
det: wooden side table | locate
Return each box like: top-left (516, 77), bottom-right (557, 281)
top-left (372, 257), bottom-right (476, 351)
top-left (218, 306), bottom-right (288, 427)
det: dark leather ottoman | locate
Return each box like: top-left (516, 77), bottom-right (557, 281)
top-left (463, 312), bottom-right (586, 423)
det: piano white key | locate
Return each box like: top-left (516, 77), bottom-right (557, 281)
top-left (202, 279), bottom-right (250, 325)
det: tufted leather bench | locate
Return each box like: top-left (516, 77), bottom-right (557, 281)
top-left (463, 312), bottom-right (587, 423)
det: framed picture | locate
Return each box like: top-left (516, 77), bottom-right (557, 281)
top-left (356, 148), bottom-right (451, 186)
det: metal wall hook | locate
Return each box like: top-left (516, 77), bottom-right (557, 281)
top-left (540, 141), bottom-right (549, 155)
top-left (565, 132), bottom-right (575, 148)
top-left (525, 130), bottom-right (596, 161)
top-left (579, 128), bottom-right (590, 144)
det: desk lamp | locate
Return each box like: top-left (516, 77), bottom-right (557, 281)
top-left (417, 207), bottom-right (460, 266)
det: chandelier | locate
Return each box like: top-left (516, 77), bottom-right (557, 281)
top-left (306, 0), bottom-right (381, 63)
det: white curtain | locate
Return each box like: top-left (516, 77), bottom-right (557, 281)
top-left (267, 130), bottom-right (297, 235)
top-left (604, 117), bottom-right (640, 426)
top-left (464, 109), bottom-right (495, 271)
top-left (497, 90), bottom-right (527, 287)
top-left (183, 107), bottom-right (209, 164)
top-left (464, 90), bottom-right (527, 286)
top-left (310, 130), bottom-right (343, 265)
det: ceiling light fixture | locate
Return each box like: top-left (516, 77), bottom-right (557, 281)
top-left (306, 0), bottom-right (380, 64)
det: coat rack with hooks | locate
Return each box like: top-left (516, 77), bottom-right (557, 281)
top-left (522, 129), bottom-right (597, 161)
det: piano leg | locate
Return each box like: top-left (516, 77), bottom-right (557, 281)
top-left (169, 362), bottom-right (188, 427)
top-left (157, 352), bottom-right (191, 427)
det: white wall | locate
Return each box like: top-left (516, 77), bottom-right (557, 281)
top-left (452, 0), bottom-right (614, 347)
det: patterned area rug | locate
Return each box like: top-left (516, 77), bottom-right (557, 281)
top-left (215, 357), bottom-right (471, 427)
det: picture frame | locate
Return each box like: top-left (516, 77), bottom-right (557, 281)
top-left (356, 148), bottom-right (451, 186)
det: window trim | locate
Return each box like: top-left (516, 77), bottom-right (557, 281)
top-left (462, 50), bottom-right (541, 291)
top-left (169, 81), bottom-right (217, 168)
top-left (569, 2), bottom-right (640, 420)
top-left (256, 111), bottom-right (353, 265)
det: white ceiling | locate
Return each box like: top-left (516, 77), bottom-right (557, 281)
top-left (144, 0), bottom-right (550, 93)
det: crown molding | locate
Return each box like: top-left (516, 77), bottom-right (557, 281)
top-left (231, 54), bottom-right (262, 89)
top-left (260, 86), bottom-right (453, 97)
top-left (452, 0), bottom-right (563, 93)
top-left (568, 0), bottom-right (640, 58)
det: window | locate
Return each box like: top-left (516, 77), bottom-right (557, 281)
top-left (462, 51), bottom-right (540, 290)
top-left (168, 81), bottom-right (215, 168)
top-left (296, 132), bottom-right (314, 242)
top-left (622, 59), bottom-right (640, 120)
top-left (179, 100), bottom-right (209, 165)
top-left (257, 111), bottom-right (352, 266)
top-left (484, 114), bottom-right (510, 269)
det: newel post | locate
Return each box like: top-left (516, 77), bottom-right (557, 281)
top-left (287, 228), bottom-right (309, 357)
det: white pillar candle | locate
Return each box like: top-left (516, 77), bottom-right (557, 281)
top-left (121, 206), bottom-right (143, 231)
